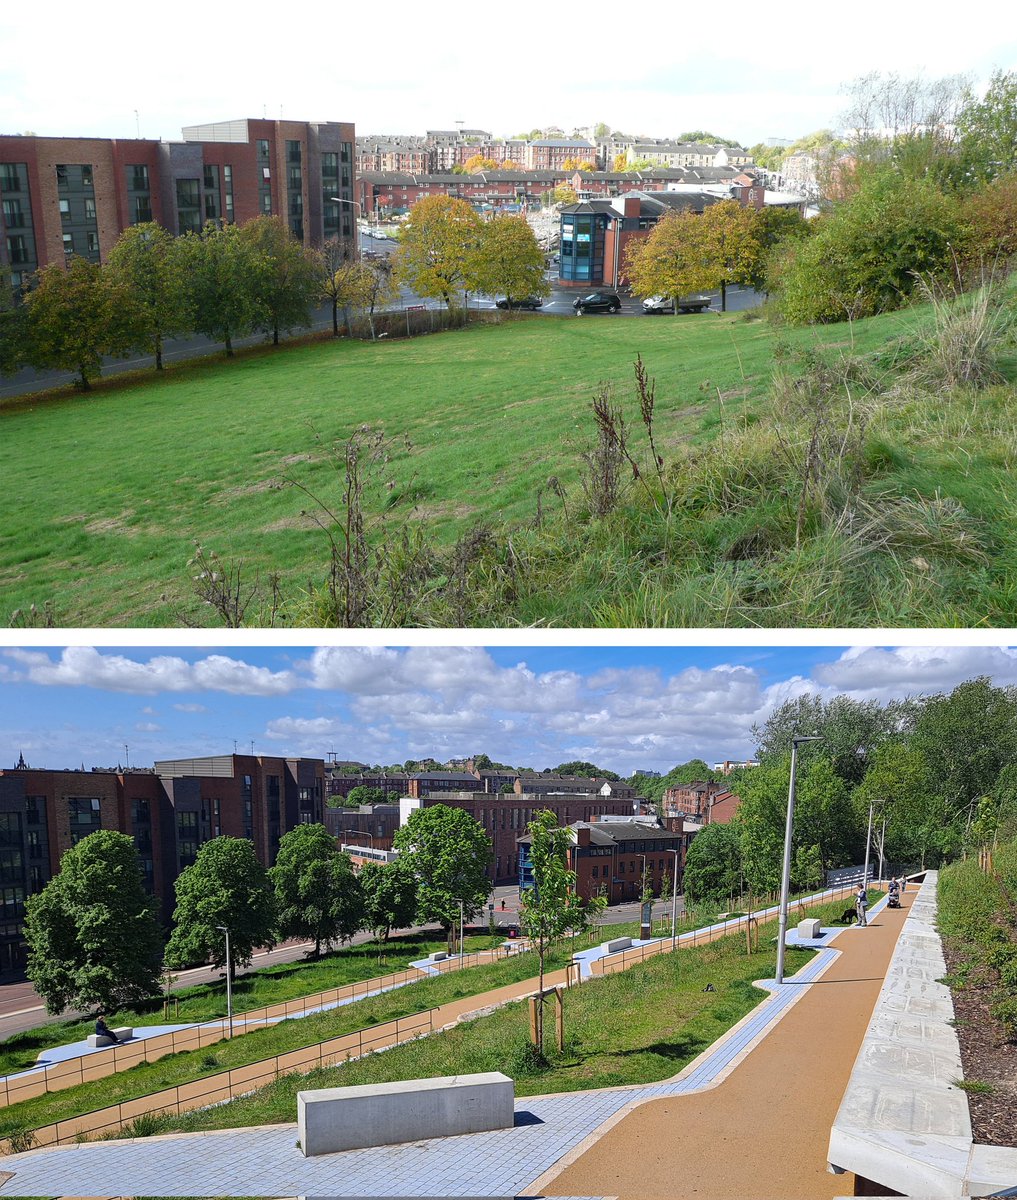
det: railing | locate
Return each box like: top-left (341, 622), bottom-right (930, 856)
top-left (8, 1008), bottom-right (436, 1151)
top-left (589, 884), bottom-right (858, 977)
top-left (0, 943), bottom-right (519, 1109)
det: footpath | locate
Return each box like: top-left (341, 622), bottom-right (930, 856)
top-left (0, 887), bottom-right (898, 1197)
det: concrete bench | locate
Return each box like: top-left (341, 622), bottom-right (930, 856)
top-left (86, 1026), bottom-right (133, 1048)
top-left (427, 951), bottom-right (447, 962)
top-left (298, 1072), bottom-right (514, 1156)
top-left (797, 918), bottom-right (822, 939)
top-left (605, 936), bottom-right (632, 954)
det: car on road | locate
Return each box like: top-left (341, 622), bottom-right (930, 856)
top-left (642, 294), bottom-right (713, 314)
top-left (573, 291), bottom-right (622, 315)
top-left (495, 296), bottom-right (544, 310)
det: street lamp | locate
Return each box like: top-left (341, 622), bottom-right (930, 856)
top-left (665, 847), bottom-right (681, 951)
top-left (863, 798), bottom-right (893, 888)
top-left (329, 196), bottom-right (363, 258)
top-left (216, 925), bottom-right (233, 1037)
top-left (452, 897), bottom-right (465, 957)
top-left (775, 735), bottom-right (823, 985)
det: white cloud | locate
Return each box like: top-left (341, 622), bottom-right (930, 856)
top-left (173, 703), bottom-right (208, 713)
top-left (813, 646), bottom-right (1017, 700)
top-left (3, 648), bottom-right (296, 696)
top-left (135, 722), bottom-right (161, 733)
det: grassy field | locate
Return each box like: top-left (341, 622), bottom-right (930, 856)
top-left (3, 296), bottom-right (1015, 626)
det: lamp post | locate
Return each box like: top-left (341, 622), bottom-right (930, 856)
top-left (216, 925), bottom-right (233, 1038)
top-left (863, 798), bottom-right (892, 888)
top-left (775, 735), bottom-right (823, 985)
top-left (329, 196), bottom-right (363, 259)
top-left (665, 847), bottom-right (681, 950)
top-left (452, 897), bottom-right (465, 957)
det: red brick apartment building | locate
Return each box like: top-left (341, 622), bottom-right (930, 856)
top-left (517, 820), bottom-right (690, 903)
top-left (662, 781), bottom-right (741, 826)
top-left (0, 754), bottom-right (325, 971)
top-left (1, 117), bottom-right (356, 288)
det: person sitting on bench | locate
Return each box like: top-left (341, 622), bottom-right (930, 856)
top-left (94, 1015), bottom-right (119, 1043)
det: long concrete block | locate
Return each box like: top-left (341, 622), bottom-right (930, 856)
top-left (297, 1071), bottom-right (514, 1156)
top-left (605, 936), bottom-right (632, 953)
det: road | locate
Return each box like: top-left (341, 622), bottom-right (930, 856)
top-left (0, 886), bottom-right (684, 1042)
top-left (0, 230), bottom-right (762, 400)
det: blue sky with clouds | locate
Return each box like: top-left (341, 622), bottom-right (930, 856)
top-left (3, 642), bottom-right (1017, 777)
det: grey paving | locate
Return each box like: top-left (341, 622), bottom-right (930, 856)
top-left (0, 944), bottom-right (840, 1196)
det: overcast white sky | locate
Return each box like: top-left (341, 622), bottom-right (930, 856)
top-left (2, 1), bottom-right (1014, 147)
top-left (3, 642), bottom-right (1017, 775)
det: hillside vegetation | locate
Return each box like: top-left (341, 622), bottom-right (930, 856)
top-left (2, 281), bottom-right (1016, 627)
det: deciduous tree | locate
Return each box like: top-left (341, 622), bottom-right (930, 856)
top-left (315, 240), bottom-right (371, 336)
top-left (468, 215), bottom-right (548, 304)
top-left (22, 257), bottom-right (136, 389)
top-left (23, 830), bottom-right (162, 1014)
top-left (360, 858), bottom-right (418, 941)
top-left (239, 216), bottom-right (318, 346)
top-left (270, 823), bottom-right (362, 957)
top-left (698, 200), bottom-right (763, 311)
top-left (165, 837), bottom-right (276, 978)
top-left (175, 221), bottom-right (266, 356)
top-left (518, 811), bottom-right (588, 1054)
top-left (106, 223), bottom-right (190, 369)
top-left (683, 822), bottom-right (742, 906)
top-left (393, 804), bottom-right (491, 949)
top-left (957, 70), bottom-right (1017, 184)
top-left (394, 195), bottom-right (483, 309)
top-left (624, 208), bottom-right (716, 304)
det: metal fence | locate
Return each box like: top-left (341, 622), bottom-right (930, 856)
top-left (589, 884), bottom-right (858, 977)
top-left (0, 944), bottom-right (517, 1109)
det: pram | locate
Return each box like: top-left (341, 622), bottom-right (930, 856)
top-left (887, 882), bottom-right (901, 909)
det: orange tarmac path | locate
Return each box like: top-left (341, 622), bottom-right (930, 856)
top-left (541, 894), bottom-right (910, 1200)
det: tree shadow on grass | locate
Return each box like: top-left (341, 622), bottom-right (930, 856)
top-left (615, 1035), bottom-right (710, 1061)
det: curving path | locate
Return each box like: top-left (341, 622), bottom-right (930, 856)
top-left (0, 894), bottom-right (906, 1198)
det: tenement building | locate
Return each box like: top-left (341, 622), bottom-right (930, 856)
top-left (0, 117), bottom-right (356, 288)
top-left (0, 753), bottom-right (325, 971)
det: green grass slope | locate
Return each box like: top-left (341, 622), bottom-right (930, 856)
top-left (2, 298), bottom-right (1015, 627)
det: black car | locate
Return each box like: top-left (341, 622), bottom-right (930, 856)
top-left (573, 291), bottom-right (622, 315)
top-left (495, 296), bottom-right (543, 310)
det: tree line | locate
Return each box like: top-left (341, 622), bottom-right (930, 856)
top-left (23, 803), bottom-right (492, 1016)
top-left (0, 204), bottom-right (551, 391)
top-left (683, 676), bottom-right (1017, 905)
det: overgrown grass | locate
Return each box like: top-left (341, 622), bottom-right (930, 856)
top-left (4, 282), bottom-right (1015, 627)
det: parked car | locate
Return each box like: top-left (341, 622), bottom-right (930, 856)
top-left (642, 294), bottom-right (712, 314)
top-left (573, 291), bottom-right (622, 315)
top-left (495, 296), bottom-right (544, 310)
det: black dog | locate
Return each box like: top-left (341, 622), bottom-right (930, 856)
top-left (840, 907), bottom-right (858, 924)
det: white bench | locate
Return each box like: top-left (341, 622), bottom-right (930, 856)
top-left (86, 1026), bottom-right (133, 1048)
top-left (427, 951), bottom-right (447, 962)
top-left (298, 1072), bottom-right (514, 1156)
top-left (797, 918), bottom-right (822, 939)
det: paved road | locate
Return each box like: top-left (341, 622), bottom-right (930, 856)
top-left (0, 887), bottom-right (677, 1042)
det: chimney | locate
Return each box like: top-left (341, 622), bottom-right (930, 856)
top-left (576, 825), bottom-right (591, 847)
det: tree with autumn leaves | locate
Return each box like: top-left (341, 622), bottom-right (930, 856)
top-left (624, 200), bottom-right (763, 312)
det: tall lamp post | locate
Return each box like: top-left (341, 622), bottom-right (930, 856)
top-left (775, 735), bottom-right (823, 985)
top-left (452, 898), bottom-right (465, 957)
top-left (216, 925), bottom-right (233, 1038)
top-left (329, 196), bottom-right (363, 259)
top-left (665, 847), bottom-right (681, 951)
top-left (863, 798), bottom-right (892, 888)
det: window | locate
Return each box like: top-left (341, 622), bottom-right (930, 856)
top-left (6, 235), bottom-right (28, 264)
top-left (261, 193), bottom-right (272, 213)
top-left (81, 165), bottom-right (93, 187)
top-left (86, 232), bottom-right (99, 254)
top-left (62, 233), bottom-right (74, 255)
top-left (287, 140), bottom-right (301, 165)
top-left (288, 166), bottom-right (301, 189)
top-left (133, 196), bottom-right (152, 223)
top-left (56, 164), bottom-right (68, 185)
top-left (0, 164), bottom-right (21, 191)
top-left (84, 198), bottom-right (96, 220)
top-left (176, 178), bottom-right (200, 208)
top-left (257, 139), bottom-right (270, 161)
top-left (68, 797), bottom-right (101, 844)
top-left (177, 810), bottom-right (200, 867)
top-left (2, 199), bottom-right (24, 227)
top-left (130, 165), bottom-right (149, 190)
top-left (205, 196), bottom-right (218, 219)
top-left (203, 164), bottom-right (218, 190)
top-left (59, 198), bottom-right (70, 217)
